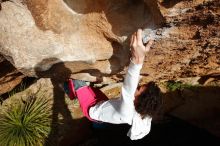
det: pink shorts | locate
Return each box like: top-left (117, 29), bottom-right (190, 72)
top-left (76, 86), bottom-right (108, 122)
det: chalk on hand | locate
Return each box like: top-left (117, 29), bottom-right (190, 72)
top-left (142, 29), bottom-right (157, 44)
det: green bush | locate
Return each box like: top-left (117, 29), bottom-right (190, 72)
top-left (166, 80), bottom-right (199, 91)
top-left (0, 95), bottom-right (52, 146)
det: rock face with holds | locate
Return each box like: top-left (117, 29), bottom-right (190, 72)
top-left (0, 0), bottom-right (219, 83)
top-left (0, 0), bottom-right (220, 143)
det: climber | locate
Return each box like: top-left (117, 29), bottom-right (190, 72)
top-left (64, 29), bottom-right (162, 140)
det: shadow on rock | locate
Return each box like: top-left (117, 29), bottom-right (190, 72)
top-left (76, 85), bottom-right (220, 146)
top-left (35, 58), bottom-right (93, 146)
top-left (162, 85), bottom-right (220, 138)
top-left (64, 0), bottom-right (165, 36)
top-left (77, 115), bottom-right (220, 146)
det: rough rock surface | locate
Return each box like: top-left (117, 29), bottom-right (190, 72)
top-left (0, 0), bottom-right (220, 142)
top-left (0, 60), bottom-right (25, 95)
top-left (143, 0), bottom-right (220, 81)
top-left (1, 0), bottom-right (219, 83)
top-left (0, 54), bottom-right (4, 63)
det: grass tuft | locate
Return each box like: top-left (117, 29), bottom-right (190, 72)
top-left (0, 95), bottom-right (52, 146)
top-left (166, 80), bottom-right (200, 91)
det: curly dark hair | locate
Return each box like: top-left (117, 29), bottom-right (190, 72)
top-left (134, 82), bottom-right (162, 119)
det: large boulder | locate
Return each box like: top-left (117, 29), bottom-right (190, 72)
top-left (0, 0), bottom-right (219, 83)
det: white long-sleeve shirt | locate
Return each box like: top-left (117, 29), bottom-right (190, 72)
top-left (89, 61), bottom-right (152, 140)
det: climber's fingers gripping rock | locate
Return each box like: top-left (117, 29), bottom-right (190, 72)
top-left (130, 29), bottom-right (154, 64)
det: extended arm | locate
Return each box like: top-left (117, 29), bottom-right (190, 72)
top-left (89, 29), bottom-right (153, 124)
top-left (122, 29), bottom-right (153, 103)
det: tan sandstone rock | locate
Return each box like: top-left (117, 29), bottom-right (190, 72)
top-left (0, 0), bottom-right (219, 83)
top-left (0, 0), bottom-right (220, 142)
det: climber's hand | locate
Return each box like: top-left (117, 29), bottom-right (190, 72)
top-left (130, 29), bottom-right (153, 64)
